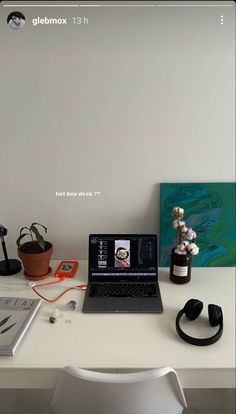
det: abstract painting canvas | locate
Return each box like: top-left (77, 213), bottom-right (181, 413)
top-left (159, 183), bottom-right (236, 267)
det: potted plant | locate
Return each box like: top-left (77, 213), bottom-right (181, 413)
top-left (16, 222), bottom-right (53, 280)
top-left (170, 207), bottom-right (199, 284)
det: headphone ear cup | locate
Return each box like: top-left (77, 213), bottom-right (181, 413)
top-left (208, 304), bottom-right (222, 327)
top-left (184, 299), bottom-right (203, 320)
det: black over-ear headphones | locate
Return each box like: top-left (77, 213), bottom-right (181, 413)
top-left (176, 299), bottom-right (223, 346)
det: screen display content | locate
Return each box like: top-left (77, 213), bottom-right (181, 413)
top-left (90, 235), bottom-right (157, 278)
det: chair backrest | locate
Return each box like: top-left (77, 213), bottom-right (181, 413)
top-left (51, 366), bottom-right (187, 414)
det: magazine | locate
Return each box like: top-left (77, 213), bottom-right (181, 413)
top-left (0, 297), bottom-right (41, 356)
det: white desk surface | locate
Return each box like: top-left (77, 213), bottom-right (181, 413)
top-left (0, 261), bottom-right (235, 389)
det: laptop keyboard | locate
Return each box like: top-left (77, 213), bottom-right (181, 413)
top-left (89, 283), bottom-right (158, 298)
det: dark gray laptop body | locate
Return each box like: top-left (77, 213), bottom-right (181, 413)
top-left (82, 234), bottom-right (163, 313)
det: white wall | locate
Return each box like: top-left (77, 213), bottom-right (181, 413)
top-left (0, 1), bottom-right (235, 259)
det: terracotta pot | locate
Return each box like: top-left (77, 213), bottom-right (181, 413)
top-left (18, 241), bottom-right (53, 279)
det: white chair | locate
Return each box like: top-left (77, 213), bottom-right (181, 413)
top-left (51, 366), bottom-right (187, 414)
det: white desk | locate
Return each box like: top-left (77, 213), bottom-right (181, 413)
top-left (0, 261), bottom-right (235, 389)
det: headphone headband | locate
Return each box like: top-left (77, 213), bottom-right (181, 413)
top-left (176, 300), bottom-right (223, 346)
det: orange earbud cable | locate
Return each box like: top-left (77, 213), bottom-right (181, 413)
top-left (32, 278), bottom-right (87, 303)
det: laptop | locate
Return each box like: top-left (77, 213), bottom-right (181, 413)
top-left (82, 234), bottom-right (163, 313)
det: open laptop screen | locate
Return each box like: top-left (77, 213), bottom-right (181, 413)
top-left (89, 234), bottom-right (157, 282)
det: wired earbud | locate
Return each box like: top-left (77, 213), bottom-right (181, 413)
top-left (0, 281), bottom-right (36, 289)
top-left (176, 299), bottom-right (223, 346)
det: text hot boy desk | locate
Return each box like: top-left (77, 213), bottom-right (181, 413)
top-left (0, 261), bottom-right (235, 389)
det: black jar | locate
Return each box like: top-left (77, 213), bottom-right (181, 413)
top-left (170, 248), bottom-right (192, 284)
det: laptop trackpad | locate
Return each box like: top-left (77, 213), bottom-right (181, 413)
top-left (106, 298), bottom-right (140, 312)
top-left (112, 298), bottom-right (163, 313)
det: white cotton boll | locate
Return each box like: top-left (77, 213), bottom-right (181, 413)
top-left (180, 225), bottom-right (188, 234)
top-left (187, 243), bottom-right (199, 255)
top-left (174, 247), bottom-right (185, 254)
top-left (174, 247), bottom-right (186, 255)
top-left (172, 207), bottom-right (184, 219)
top-left (185, 228), bottom-right (197, 241)
top-left (172, 220), bottom-right (179, 229)
top-left (172, 220), bottom-right (185, 229)
top-left (178, 241), bottom-right (189, 252)
top-left (190, 246), bottom-right (199, 255)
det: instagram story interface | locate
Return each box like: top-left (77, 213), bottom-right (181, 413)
top-left (0, 1), bottom-right (235, 260)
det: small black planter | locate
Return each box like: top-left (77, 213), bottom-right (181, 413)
top-left (170, 248), bottom-right (192, 284)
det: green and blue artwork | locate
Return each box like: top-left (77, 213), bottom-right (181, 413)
top-left (159, 183), bottom-right (236, 267)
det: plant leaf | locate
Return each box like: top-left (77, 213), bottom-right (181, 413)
top-left (16, 233), bottom-right (29, 247)
top-left (31, 223), bottom-right (47, 234)
top-left (0, 315), bottom-right (11, 327)
top-left (20, 227), bottom-right (30, 236)
top-left (0, 322), bottom-right (16, 334)
top-left (31, 225), bottom-right (45, 250)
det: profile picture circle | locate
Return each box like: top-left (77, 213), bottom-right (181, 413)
top-left (115, 247), bottom-right (129, 260)
top-left (7, 11), bottom-right (25, 30)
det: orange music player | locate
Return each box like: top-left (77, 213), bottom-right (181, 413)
top-left (54, 261), bottom-right (79, 278)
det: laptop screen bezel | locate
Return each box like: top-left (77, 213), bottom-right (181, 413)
top-left (88, 234), bottom-right (158, 283)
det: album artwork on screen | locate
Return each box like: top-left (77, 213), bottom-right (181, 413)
top-left (159, 183), bottom-right (236, 267)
